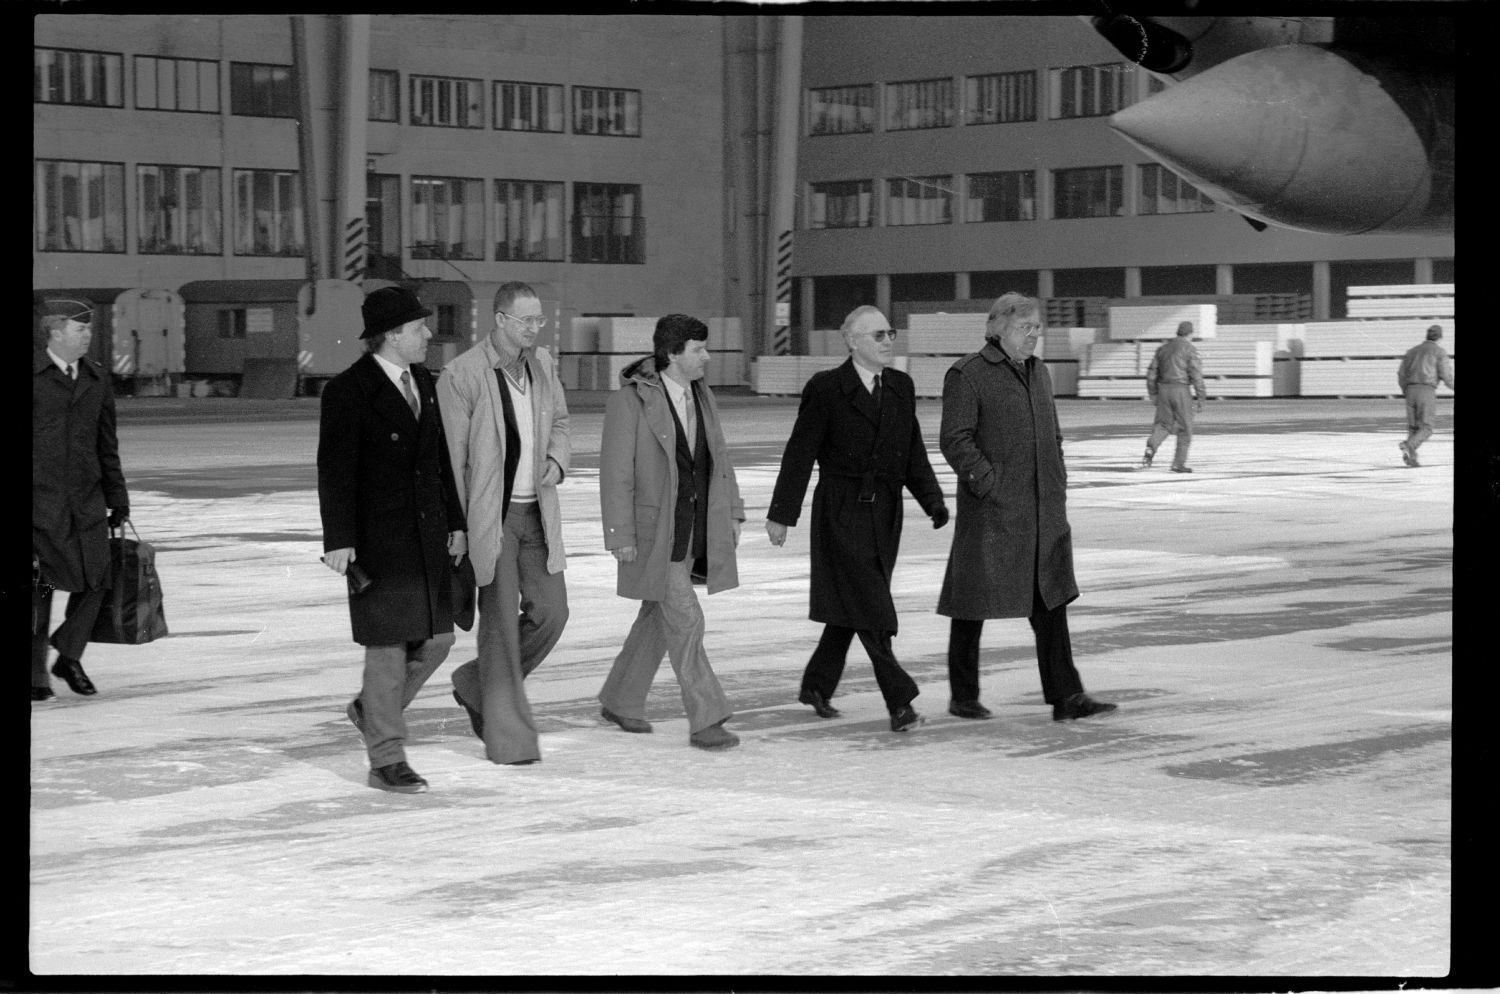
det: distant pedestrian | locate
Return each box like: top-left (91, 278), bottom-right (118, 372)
top-left (437, 282), bottom-right (571, 765)
top-left (767, 304), bottom-right (949, 733)
top-left (938, 293), bottom-right (1116, 723)
top-left (318, 286), bottom-right (468, 793)
top-left (597, 314), bottom-right (746, 751)
top-left (32, 295), bottom-right (130, 703)
top-left (1141, 321), bottom-right (1207, 473)
top-left (1396, 324), bottom-right (1454, 468)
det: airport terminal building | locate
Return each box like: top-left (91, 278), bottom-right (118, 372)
top-left (34, 13), bottom-right (1453, 382)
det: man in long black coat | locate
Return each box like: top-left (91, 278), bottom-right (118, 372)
top-left (937, 293), bottom-right (1115, 722)
top-left (32, 296), bottom-right (130, 702)
top-left (318, 287), bottom-right (467, 793)
top-left (767, 305), bottom-right (949, 733)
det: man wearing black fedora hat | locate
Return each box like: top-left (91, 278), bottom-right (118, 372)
top-left (317, 285), bottom-right (469, 793)
top-left (32, 293), bottom-right (130, 703)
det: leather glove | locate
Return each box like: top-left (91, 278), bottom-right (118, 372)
top-left (931, 504), bottom-right (950, 529)
top-left (108, 507), bottom-right (130, 529)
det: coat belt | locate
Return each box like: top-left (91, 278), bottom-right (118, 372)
top-left (823, 468), bottom-right (894, 502)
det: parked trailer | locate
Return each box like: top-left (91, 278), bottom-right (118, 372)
top-left (181, 279), bottom-right (306, 381)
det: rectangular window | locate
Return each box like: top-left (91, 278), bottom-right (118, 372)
top-left (807, 84), bottom-right (874, 135)
top-left (369, 69), bottom-right (398, 122)
top-left (573, 86), bottom-right (641, 137)
top-left (808, 180), bottom-right (873, 229)
top-left (137, 164), bottom-right (222, 254)
top-left (411, 176), bottom-right (484, 259)
top-left (1052, 166), bottom-right (1125, 219)
top-left (1138, 163), bottom-right (1214, 215)
top-left (409, 74), bottom-right (483, 128)
top-left (34, 47), bottom-right (123, 107)
top-left (230, 62), bottom-right (296, 118)
top-left (218, 309), bottom-right (248, 339)
top-left (572, 182), bottom-right (643, 264)
top-left (965, 70), bottom-right (1036, 125)
top-left (1050, 63), bottom-right (1133, 119)
top-left (884, 78), bottom-right (954, 131)
top-left (366, 173), bottom-right (401, 277)
top-left (886, 175), bottom-right (953, 226)
top-left (34, 159), bottom-right (126, 252)
top-left (494, 179), bottom-right (564, 261)
top-left (964, 170), bottom-right (1036, 222)
top-left (134, 56), bottom-right (219, 113)
top-left (496, 80), bottom-right (564, 132)
top-left (232, 168), bottom-right (304, 255)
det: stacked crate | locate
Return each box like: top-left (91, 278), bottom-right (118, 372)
top-left (558, 316), bottom-right (746, 391)
top-left (1078, 304), bottom-right (1275, 398)
top-left (904, 312), bottom-right (985, 397)
top-left (1299, 319), bottom-right (1456, 398)
top-left (751, 356), bottom-right (916, 395)
top-left (1344, 284), bottom-right (1454, 320)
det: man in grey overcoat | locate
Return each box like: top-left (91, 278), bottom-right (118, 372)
top-left (32, 295), bottom-right (130, 702)
top-left (937, 293), bottom-right (1116, 722)
top-left (767, 305), bottom-right (949, 733)
top-left (319, 286), bottom-right (468, 792)
top-left (597, 314), bottom-right (746, 751)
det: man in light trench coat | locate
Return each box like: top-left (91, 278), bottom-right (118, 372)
top-left (597, 314), bottom-right (746, 751)
top-left (937, 292), bottom-right (1117, 722)
top-left (437, 282), bottom-right (571, 765)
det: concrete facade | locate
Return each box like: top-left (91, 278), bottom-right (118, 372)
top-left (33, 14), bottom-right (727, 326)
top-left (793, 16), bottom-right (1455, 326)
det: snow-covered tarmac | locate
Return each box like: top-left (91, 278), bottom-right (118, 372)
top-left (29, 395), bottom-right (1456, 979)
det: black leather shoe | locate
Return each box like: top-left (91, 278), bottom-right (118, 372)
top-left (367, 761), bottom-right (428, 793)
top-left (31, 686), bottom-right (56, 702)
top-left (1171, 466), bottom-right (1193, 473)
top-left (452, 689), bottom-right (484, 739)
top-left (890, 705), bottom-right (925, 733)
top-left (51, 657), bottom-right (97, 696)
top-left (948, 699), bottom-right (993, 720)
top-left (346, 698), bottom-right (366, 735)
top-left (798, 688), bottom-right (840, 718)
top-left (601, 706), bottom-right (653, 734)
top-left (1052, 692), bottom-right (1118, 721)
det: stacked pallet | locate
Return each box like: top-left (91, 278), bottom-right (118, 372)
top-left (752, 356), bottom-right (910, 395)
top-left (558, 316), bottom-right (745, 390)
top-left (1299, 315), bottom-right (1456, 398)
top-left (1345, 283), bottom-right (1453, 320)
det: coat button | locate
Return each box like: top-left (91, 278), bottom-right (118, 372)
top-left (391, 433), bottom-right (399, 441)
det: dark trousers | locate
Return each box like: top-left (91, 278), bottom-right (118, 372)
top-left (801, 624), bottom-right (919, 713)
top-left (31, 584), bottom-right (106, 686)
top-left (947, 587), bottom-right (1085, 706)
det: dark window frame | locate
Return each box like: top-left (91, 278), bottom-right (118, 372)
top-left (495, 79), bottom-right (565, 133)
top-left (572, 85), bottom-right (642, 137)
top-left (229, 61), bottom-right (297, 118)
top-left (571, 181), bottom-right (644, 264)
top-left (34, 46), bottom-right (124, 107)
top-left (133, 55), bottom-right (220, 114)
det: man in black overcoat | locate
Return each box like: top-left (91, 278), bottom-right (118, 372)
top-left (767, 305), bottom-right (949, 733)
top-left (32, 295), bottom-right (130, 702)
top-left (318, 286), bottom-right (468, 793)
top-left (937, 293), bottom-right (1116, 722)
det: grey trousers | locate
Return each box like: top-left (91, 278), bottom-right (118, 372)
top-left (358, 631), bottom-right (455, 767)
top-left (1403, 384), bottom-right (1438, 452)
top-left (1147, 383), bottom-right (1195, 469)
top-left (454, 502), bottom-right (569, 765)
top-left (599, 558), bottom-right (732, 736)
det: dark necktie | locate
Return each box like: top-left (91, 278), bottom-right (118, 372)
top-left (871, 373), bottom-right (882, 406)
top-left (67, 362), bottom-right (77, 380)
top-left (400, 370), bottom-right (419, 419)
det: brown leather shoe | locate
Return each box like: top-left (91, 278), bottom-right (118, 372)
top-left (601, 706), bottom-right (652, 734)
top-left (689, 721), bottom-right (739, 751)
top-left (367, 761), bottom-right (428, 793)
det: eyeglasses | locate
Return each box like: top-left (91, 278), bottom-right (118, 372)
top-left (498, 311), bottom-right (547, 330)
top-left (1013, 322), bottom-right (1043, 336)
top-left (864, 328), bottom-right (898, 342)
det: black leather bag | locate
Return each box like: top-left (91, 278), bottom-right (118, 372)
top-left (89, 522), bottom-right (169, 645)
top-left (450, 556), bottom-right (476, 632)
